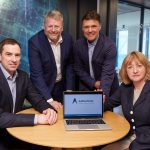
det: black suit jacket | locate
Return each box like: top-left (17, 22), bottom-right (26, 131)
top-left (0, 68), bottom-right (53, 128)
top-left (74, 33), bottom-right (118, 97)
top-left (104, 81), bottom-right (150, 149)
top-left (28, 30), bottom-right (74, 101)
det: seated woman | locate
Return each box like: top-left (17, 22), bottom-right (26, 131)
top-left (102, 51), bottom-right (150, 150)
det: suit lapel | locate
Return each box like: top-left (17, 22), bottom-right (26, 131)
top-left (60, 40), bottom-right (65, 68)
top-left (14, 72), bottom-right (22, 112)
top-left (39, 32), bottom-right (56, 65)
top-left (84, 44), bottom-right (89, 64)
top-left (92, 33), bottom-right (104, 60)
top-left (0, 68), bottom-right (13, 112)
top-left (82, 38), bottom-right (90, 69)
top-left (127, 85), bottom-right (134, 109)
top-left (134, 81), bottom-right (150, 107)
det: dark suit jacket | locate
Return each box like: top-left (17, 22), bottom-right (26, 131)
top-left (74, 33), bottom-right (118, 97)
top-left (28, 30), bottom-right (74, 101)
top-left (0, 68), bottom-right (52, 128)
top-left (104, 81), bottom-right (150, 150)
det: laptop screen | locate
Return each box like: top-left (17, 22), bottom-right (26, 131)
top-left (63, 91), bottom-right (103, 118)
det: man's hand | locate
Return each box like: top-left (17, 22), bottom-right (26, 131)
top-left (94, 81), bottom-right (101, 89)
top-left (37, 114), bottom-right (49, 125)
top-left (49, 100), bottom-right (62, 111)
top-left (95, 88), bottom-right (105, 103)
top-left (103, 94), bottom-right (106, 103)
top-left (42, 108), bottom-right (57, 125)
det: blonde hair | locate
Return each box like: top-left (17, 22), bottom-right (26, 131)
top-left (44, 10), bottom-right (63, 23)
top-left (119, 51), bottom-right (150, 84)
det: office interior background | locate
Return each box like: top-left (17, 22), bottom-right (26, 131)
top-left (0, 0), bottom-right (150, 73)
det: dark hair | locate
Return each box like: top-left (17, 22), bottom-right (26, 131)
top-left (82, 10), bottom-right (101, 23)
top-left (0, 38), bottom-right (21, 53)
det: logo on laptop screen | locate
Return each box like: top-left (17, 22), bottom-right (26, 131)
top-left (72, 98), bottom-right (94, 104)
top-left (72, 98), bottom-right (77, 104)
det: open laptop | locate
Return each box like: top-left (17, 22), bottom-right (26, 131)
top-left (63, 91), bottom-right (112, 131)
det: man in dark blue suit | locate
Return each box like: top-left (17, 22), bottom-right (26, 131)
top-left (74, 10), bottom-right (118, 98)
top-left (28, 10), bottom-right (74, 111)
top-left (0, 38), bottom-right (57, 149)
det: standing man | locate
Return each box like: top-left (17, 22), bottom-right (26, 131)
top-left (74, 10), bottom-right (119, 98)
top-left (0, 38), bottom-right (57, 149)
top-left (28, 10), bottom-right (74, 110)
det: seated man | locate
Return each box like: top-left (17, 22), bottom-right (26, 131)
top-left (0, 38), bottom-right (57, 149)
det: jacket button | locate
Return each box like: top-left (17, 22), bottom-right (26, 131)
top-left (133, 126), bottom-right (135, 130)
top-left (130, 111), bottom-right (133, 115)
top-left (131, 119), bottom-right (134, 122)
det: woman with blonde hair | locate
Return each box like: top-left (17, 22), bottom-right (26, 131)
top-left (102, 51), bottom-right (150, 150)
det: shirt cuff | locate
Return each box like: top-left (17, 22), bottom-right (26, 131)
top-left (34, 114), bottom-right (38, 125)
top-left (47, 98), bottom-right (54, 103)
top-left (66, 90), bottom-right (73, 92)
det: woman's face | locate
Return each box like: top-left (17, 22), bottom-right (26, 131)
top-left (126, 59), bottom-right (146, 84)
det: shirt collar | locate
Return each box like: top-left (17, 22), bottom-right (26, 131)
top-left (87, 35), bottom-right (99, 47)
top-left (49, 35), bottom-right (63, 45)
top-left (0, 63), bottom-right (18, 80)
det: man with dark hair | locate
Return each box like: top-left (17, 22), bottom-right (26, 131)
top-left (74, 10), bottom-right (119, 98)
top-left (0, 38), bottom-right (57, 149)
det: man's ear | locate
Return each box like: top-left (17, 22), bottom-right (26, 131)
top-left (99, 24), bottom-right (102, 31)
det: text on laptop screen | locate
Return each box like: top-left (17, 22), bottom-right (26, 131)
top-left (64, 92), bottom-right (103, 117)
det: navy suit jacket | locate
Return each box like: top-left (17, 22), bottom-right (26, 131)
top-left (104, 81), bottom-right (150, 150)
top-left (74, 33), bottom-right (118, 97)
top-left (0, 68), bottom-right (52, 128)
top-left (28, 30), bottom-right (74, 101)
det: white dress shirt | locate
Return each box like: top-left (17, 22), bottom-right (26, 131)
top-left (49, 36), bottom-right (63, 82)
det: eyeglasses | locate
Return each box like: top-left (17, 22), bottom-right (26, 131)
top-left (127, 64), bottom-right (144, 71)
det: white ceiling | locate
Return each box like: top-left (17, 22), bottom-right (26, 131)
top-left (121, 0), bottom-right (150, 8)
top-left (127, 0), bottom-right (150, 8)
top-left (118, 0), bottom-right (150, 15)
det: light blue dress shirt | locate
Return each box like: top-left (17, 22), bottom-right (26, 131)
top-left (0, 63), bottom-right (17, 113)
top-left (87, 37), bottom-right (99, 79)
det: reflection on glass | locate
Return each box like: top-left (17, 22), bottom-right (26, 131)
top-left (142, 9), bottom-right (150, 60)
top-left (117, 30), bottom-right (128, 68)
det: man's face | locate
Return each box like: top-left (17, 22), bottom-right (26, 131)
top-left (0, 44), bottom-right (21, 76)
top-left (44, 17), bottom-right (63, 44)
top-left (82, 19), bottom-right (101, 42)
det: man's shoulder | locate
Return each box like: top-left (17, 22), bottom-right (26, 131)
top-left (29, 30), bottom-right (45, 41)
top-left (62, 31), bottom-right (72, 40)
top-left (17, 69), bottom-right (29, 78)
top-left (99, 33), bottom-right (115, 45)
top-left (75, 36), bottom-right (86, 44)
top-left (97, 33), bottom-right (116, 53)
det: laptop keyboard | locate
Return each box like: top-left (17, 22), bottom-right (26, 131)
top-left (66, 119), bottom-right (105, 125)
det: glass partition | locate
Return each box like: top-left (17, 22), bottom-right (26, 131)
top-left (116, 3), bottom-right (141, 70)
